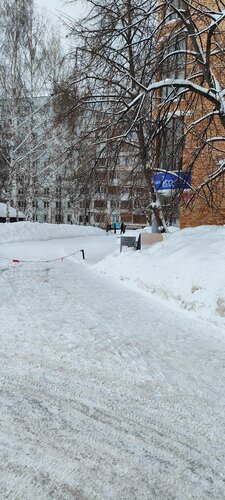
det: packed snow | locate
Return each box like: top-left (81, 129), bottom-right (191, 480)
top-left (0, 222), bottom-right (225, 499)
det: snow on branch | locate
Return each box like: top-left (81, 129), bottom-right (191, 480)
top-left (125, 78), bottom-right (224, 112)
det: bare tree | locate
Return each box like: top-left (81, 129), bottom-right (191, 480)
top-left (0, 0), bottom-right (65, 222)
top-left (125, 0), bottom-right (225, 216)
top-left (54, 0), bottom-right (172, 230)
top-left (56, 0), bottom-right (225, 229)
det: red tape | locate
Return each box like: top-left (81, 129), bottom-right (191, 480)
top-left (0, 249), bottom-right (85, 264)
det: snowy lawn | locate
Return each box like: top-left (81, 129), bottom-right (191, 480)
top-left (0, 222), bottom-right (225, 499)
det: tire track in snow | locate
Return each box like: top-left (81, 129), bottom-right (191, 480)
top-left (1, 258), bottom-right (225, 498)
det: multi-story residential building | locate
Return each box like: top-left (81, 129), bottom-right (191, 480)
top-left (0, 96), bottom-right (74, 225)
top-left (0, 97), bottom-right (148, 227)
top-left (73, 143), bottom-right (149, 229)
top-left (156, 0), bottom-right (225, 228)
top-left (64, 102), bottom-right (149, 229)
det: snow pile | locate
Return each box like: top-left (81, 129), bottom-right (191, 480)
top-left (0, 221), bottom-right (103, 245)
top-left (95, 225), bottom-right (225, 327)
top-left (1, 222), bottom-right (224, 327)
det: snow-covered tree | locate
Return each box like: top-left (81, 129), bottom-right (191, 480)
top-left (55, 0), bottom-right (170, 230)
top-left (58, 0), bottom-right (225, 227)
top-left (126, 0), bottom-right (225, 213)
top-left (0, 0), bottom-right (64, 222)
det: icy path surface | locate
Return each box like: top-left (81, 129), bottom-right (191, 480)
top-left (0, 235), bottom-right (225, 499)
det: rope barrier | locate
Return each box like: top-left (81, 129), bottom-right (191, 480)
top-left (0, 248), bottom-right (85, 264)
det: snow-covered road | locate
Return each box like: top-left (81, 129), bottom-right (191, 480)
top-left (1, 234), bottom-right (225, 499)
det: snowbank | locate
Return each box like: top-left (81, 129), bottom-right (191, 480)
top-left (0, 221), bottom-right (103, 245)
top-left (1, 222), bottom-right (224, 328)
top-left (95, 225), bottom-right (225, 327)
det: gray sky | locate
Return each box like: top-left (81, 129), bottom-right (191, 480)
top-left (35, 0), bottom-right (87, 25)
top-left (35, 0), bottom-right (87, 45)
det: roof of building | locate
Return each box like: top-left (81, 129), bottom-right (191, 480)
top-left (0, 203), bottom-right (26, 219)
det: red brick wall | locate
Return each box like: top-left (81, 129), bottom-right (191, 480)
top-left (158, 0), bottom-right (225, 227)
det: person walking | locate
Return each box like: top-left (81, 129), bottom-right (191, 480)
top-left (120, 222), bottom-right (125, 234)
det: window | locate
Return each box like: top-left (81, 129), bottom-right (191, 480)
top-left (44, 214), bottom-right (47, 221)
top-left (161, 33), bottom-right (186, 101)
top-left (159, 117), bottom-right (184, 171)
top-left (44, 187), bottom-right (49, 196)
top-left (108, 186), bottom-right (120, 196)
top-left (133, 214), bottom-right (146, 224)
top-left (121, 200), bottom-right (132, 211)
top-left (94, 214), bottom-right (105, 223)
top-left (94, 200), bottom-right (107, 209)
top-left (164, 0), bottom-right (187, 23)
top-left (111, 200), bottom-right (119, 211)
top-left (44, 201), bottom-right (49, 208)
top-left (112, 214), bottom-right (120, 223)
top-left (96, 185), bottom-right (105, 195)
top-left (161, 33), bottom-right (186, 79)
top-left (121, 214), bottom-right (130, 223)
top-left (95, 170), bottom-right (105, 182)
top-left (98, 157), bottom-right (106, 166)
top-left (68, 201), bottom-right (70, 208)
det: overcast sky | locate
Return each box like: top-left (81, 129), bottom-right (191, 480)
top-left (35, 0), bottom-right (87, 26)
top-left (35, 0), bottom-right (87, 46)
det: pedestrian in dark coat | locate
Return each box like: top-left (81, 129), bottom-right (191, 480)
top-left (120, 222), bottom-right (125, 234)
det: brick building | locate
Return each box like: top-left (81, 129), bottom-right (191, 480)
top-left (73, 150), bottom-right (149, 229)
top-left (70, 107), bottom-right (149, 229)
top-left (157, 0), bottom-right (225, 228)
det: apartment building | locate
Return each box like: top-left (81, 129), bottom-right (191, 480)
top-left (156, 0), bottom-right (225, 227)
top-left (0, 96), bottom-right (73, 224)
top-left (0, 97), bottom-right (148, 228)
top-left (74, 152), bottom-right (148, 229)
top-left (69, 106), bottom-right (149, 229)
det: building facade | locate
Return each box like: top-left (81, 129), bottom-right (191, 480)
top-left (0, 97), bottom-right (148, 227)
top-left (157, 0), bottom-right (225, 228)
top-left (72, 150), bottom-right (148, 229)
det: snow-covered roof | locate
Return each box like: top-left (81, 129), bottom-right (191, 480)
top-left (0, 202), bottom-right (25, 219)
